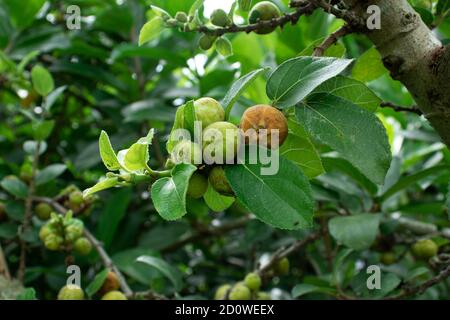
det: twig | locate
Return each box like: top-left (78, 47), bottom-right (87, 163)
top-left (32, 196), bottom-right (133, 296)
top-left (380, 102), bottom-right (423, 115)
top-left (257, 231), bottom-right (320, 276)
top-left (313, 24), bottom-right (353, 57)
top-left (308, 0), bottom-right (366, 29)
top-left (161, 216), bottom-right (251, 253)
top-left (192, 3), bottom-right (317, 37)
top-left (0, 244), bottom-right (11, 280)
top-left (17, 141), bottom-right (40, 282)
top-left (386, 264), bottom-right (450, 300)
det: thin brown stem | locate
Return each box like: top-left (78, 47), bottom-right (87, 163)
top-left (380, 102), bottom-right (423, 115)
top-left (0, 244), bottom-right (11, 280)
top-left (313, 24), bottom-right (353, 57)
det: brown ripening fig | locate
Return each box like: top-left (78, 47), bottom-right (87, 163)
top-left (99, 271), bottom-right (121, 295)
top-left (239, 105), bottom-right (288, 149)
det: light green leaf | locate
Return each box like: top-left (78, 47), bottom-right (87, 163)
top-left (150, 5), bottom-right (171, 20)
top-left (225, 153), bottom-right (314, 230)
top-left (31, 65), bottom-right (54, 97)
top-left (0, 176), bottom-right (28, 198)
top-left (151, 164), bottom-right (197, 221)
top-left (312, 76), bottom-right (381, 112)
top-left (280, 133), bottom-right (324, 179)
top-left (33, 120), bottom-right (55, 141)
top-left (35, 164), bottom-right (66, 186)
top-left (83, 177), bottom-right (119, 198)
top-left (216, 37), bottom-right (233, 57)
top-left (136, 255), bottom-right (183, 291)
top-left (329, 214), bottom-right (381, 250)
top-left (139, 17), bottom-right (164, 46)
top-left (189, 0), bottom-right (205, 17)
top-left (99, 131), bottom-right (121, 171)
top-left (352, 47), bottom-right (387, 82)
top-left (23, 141), bottom-right (47, 155)
top-left (222, 67), bottom-right (268, 119)
top-left (266, 56), bottom-right (352, 109)
top-left (203, 183), bottom-right (235, 212)
top-left (45, 86), bottom-right (67, 111)
top-left (16, 288), bottom-right (36, 300)
top-left (85, 269), bottom-right (109, 297)
top-left (297, 93), bottom-right (391, 185)
top-left (124, 129), bottom-right (154, 172)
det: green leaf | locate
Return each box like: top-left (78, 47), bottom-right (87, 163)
top-left (329, 214), bottom-right (381, 250)
top-left (35, 164), bottom-right (66, 186)
top-left (16, 288), bottom-right (36, 300)
top-left (150, 5), bottom-right (171, 20)
top-left (3, 0), bottom-right (46, 29)
top-left (45, 86), bottom-right (67, 111)
top-left (292, 283), bottom-right (336, 298)
top-left (136, 255), bottom-right (183, 291)
top-left (97, 189), bottom-right (132, 248)
top-left (215, 37), bottom-right (233, 57)
top-left (312, 76), bottom-right (381, 112)
top-left (1, 176), bottom-right (28, 198)
top-left (447, 180), bottom-right (450, 220)
top-left (31, 65), bottom-right (54, 97)
top-left (437, 0), bottom-right (450, 16)
top-left (297, 93), bottom-right (392, 185)
top-left (298, 38), bottom-right (346, 58)
top-left (225, 153), bottom-right (314, 230)
top-left (124, 129), bottom-right (154, 172)
top-left (266, 56), bottom-right (352, 109)
top-left (85, 269), bottom-right (109, 298)
top-left (352, 47), bottom-right (387, 82)
top-left (279, 133), bottom-right (324, 179)
top-left (351, 271), bottom-right (401, 299)
top-left (380, 165), bottom-right (450, 202)
top-left (222, 67), bottom-right (268, 119)
top-left (189, 0), bottom-right (205, 17)
top-left (33, 120), bottom-right (55, 141)
top-left (183, 100), bottom-right (197, 135)
top-left (151, 164), bottom-right (197, 221)
top-left (203, 183), bottom-right (235, 212)
top-left (139, 17), bottom-right (164, 46)
top-left (83, 177), bottom-right (119, 198)
top-left (99, 131), bottom-right (121, 171)
top-left (0, 223), bottom-right (18, 239)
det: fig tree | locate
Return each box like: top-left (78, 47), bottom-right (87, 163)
top-left (58, 285), bottom-right (85, 300)
top-left (240, 104), bottom-right (288, 149)
top-left (35, 203), bottom-right (53, 221)
top-left (74, 237), bottom-right (92, 255)
top-left (203, 122), bottom-right (240, 164)
top-left (214, 284), bottom-right (231, 300)
top-left (248, 1), bottom-right (281, 34)
top-left (412, 239), bottom-right (438, 260)
top-left (229, 284), bottom-right (251, 300)
top-left (101, 291), bottom-right (127, 300)
top-left (187, 172), bottom-right (208, 199)
top-left (208, 167), bottom-right (234, 196)
top-left (210, 9), bottom-right (231, 27)
top-left (244, 272), bottom-right (261, 291)
top-left (193, 97), bottom-right (225, 128)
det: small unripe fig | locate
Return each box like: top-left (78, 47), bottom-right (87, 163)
top-left (194, 97), bottom-right (225, 129)
top-left (58, 285), bottom-right (85, 300)
top-left (20, 163), bottom-right (33, 182)
top-left (187, 172), bottom-right (208, 199)
top-left (412, 239), bottom-right (438, 260)
top-left (166, 18), bottom-right (179, 27)
top-left (69, 191), bottom-right (84, 207)
top-left (248, 1), bottom-right (281, 34)
top-left (229, 284), bottom-right (251, 300)
top-left (44, 234), bottom-right (64, 251)
top-left (380, 252), bottom-right (396, 265)
top-left (39, 224), bottom-right (55, 242)
top-left (244, 272), bottom-right (261, 291)
top-left (65, 219), bottom-right (84, 242)
top-left (203, 122), bottom-right (240, 164)
top-left (171, 140), bottom-right (202, 165)
top-left (74, 237), bottom-right (92, 255)
top-left (210, 9), bottom-right (231, 27)
top-left (257, 292), bottom-right (271, 300)
top-left (100, 271), bottom-right (121, 295)
top-left (101, 291), bottom-right (127, 300)
top-left (214, 284), bottom-right (232, 300)
top-left (175, 11), bottom-right (188, 23)
top-left (240, 105), bottom-right (288, 149)
top-left (199, 34), bottom-right (217, 51)
top-left (208, 167), bottom-right (233, 196)
top-left (35, 203), bottom-right (53, 221)
top-left (276, 257), bottom-right (290, 275)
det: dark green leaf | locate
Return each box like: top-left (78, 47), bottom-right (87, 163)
top-left (85, 269), bottom-right (109, 298)
top-left (1, 176), bottom-right (28, 198)
top-left (136, 255), bottom-right (183, 291)
top-left (35, 164), bottom-right (66, 186)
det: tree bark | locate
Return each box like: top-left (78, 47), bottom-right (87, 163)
top-left (343, 0), bottom-right (450, 147)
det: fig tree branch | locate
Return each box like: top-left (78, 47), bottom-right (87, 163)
top-left (380, 102), bottom-right (423, 115)
top-left (313, 24), bottom-right (354, 57)
top-left (32, 196), bottom-right (133, 296)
